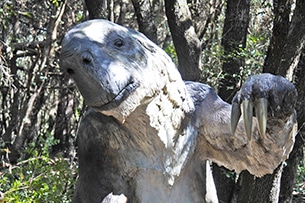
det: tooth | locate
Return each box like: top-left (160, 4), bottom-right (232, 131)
top-left (255, 98), bottom-right (268, 139)
top-left (242, 99), bottom-right (253, 140)
top-left (231, 102), bottom-right (241, 135)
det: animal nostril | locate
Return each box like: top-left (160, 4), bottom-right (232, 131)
top-left (66, 68), bottom-right (75, 75)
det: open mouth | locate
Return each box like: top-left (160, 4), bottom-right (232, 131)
top-left (93, 81), bottom-right (140, 111)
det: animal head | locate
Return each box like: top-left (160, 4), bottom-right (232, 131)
top-left (60, 19), bottom-right (193, 122)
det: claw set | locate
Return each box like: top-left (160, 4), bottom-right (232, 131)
top-left (231, 98), bottom-right (268, 140)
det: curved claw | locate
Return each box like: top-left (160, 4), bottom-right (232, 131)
top-left (255, 98), bottom-right (268, 139)
top-left (242, 99), bottom-right (253, 141)
top-left (231, 102), bottom-right (241, 135)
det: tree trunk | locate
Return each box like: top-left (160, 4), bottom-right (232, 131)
top-left (51, 77), bottom-right (74, 156)
top-left (279, 45), bottom-right (305, 203)
top-left (107, 0), bottom-right (114, 22)
top-left (211, 164), bottom-right (235, 203)
top-left (261, 1), bottom-right (305, 201)
top-left (263, 0), bottom-right (292, 74)
top-left (277, 0), bottom-right (305, 77)
top-left (84, 0), bottom-right (106, 19)
top-left (213, 0), bottom-right (250, 201)
top-left (279, 134), bottom-right (304, 203)
top-left (131, 0), bottom-right (158, 43)
top-left (9, 81), bottom-right (45, 163)
top-left (218, 0), bottom-right (250, 102)
top-left (230, 166), bottom-right (283, 203)
top-left (117, 0), bottom-right (129, 25)
top-left (164, 0), bottom-right (202, 81)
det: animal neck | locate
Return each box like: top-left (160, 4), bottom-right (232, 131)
top-left (123, 89), bottom-right (198, 186)
top-left (145, 93), bottom-right (188, 148)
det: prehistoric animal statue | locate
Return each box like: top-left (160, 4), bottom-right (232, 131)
top-left (60, 19), bottom-right (297, 203)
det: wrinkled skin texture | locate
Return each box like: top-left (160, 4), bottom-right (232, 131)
top-left (60, 19), bottom-right (297, 203)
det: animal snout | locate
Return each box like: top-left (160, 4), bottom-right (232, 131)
top-left (64, 51), bottom-right (94, 75)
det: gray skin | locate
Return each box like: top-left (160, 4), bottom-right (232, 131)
top-left (60, 19), bottom-right (297, 203)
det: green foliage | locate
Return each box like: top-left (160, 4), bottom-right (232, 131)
top-left (294, 160), bottom-right (305, 194)
top-left (0, 1), bottom-right (84, 201)
top-left (0, 136), bottom-right (77, 203)
top-left (164, 43), bottom-right (178, 64)
top-left (75, 10), bottom-right (84, 22)
top-left (202, 33), bottom-right (267, 90)
top-left (219, 167), bottom-right (235, 180)
top-left (0, 1), bottom-right (15, 27)
top-left (201, 41), bottom-right (225, 87)
top-left (242, 34), bottom-right (267, 76)
top-left (51, 0), bottom-right (60, 7)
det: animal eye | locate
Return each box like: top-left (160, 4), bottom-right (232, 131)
top-left (113, 38), bottom-right (125, 48)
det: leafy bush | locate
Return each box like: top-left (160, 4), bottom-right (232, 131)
top-left (0, 138), bottom-right (77, 203)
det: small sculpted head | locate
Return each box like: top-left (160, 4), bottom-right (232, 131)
top-left (60, 19), bottom-right (193, 121)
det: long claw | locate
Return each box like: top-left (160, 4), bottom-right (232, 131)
top-left (231, 102), bottom-right (241, 135)
top-left (255, 98), bottom-right (268, 139)
top-left (242, 99), bottom-right (253, 140)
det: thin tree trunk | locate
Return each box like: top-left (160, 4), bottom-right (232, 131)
top-left (261, 1), bottom-right (305, 201)
top-left (131, 0), bottom-right (158, 43)
top-left (277, 0), bottom-right (305, 77)
top-left (51, 79), bottom-right (74, 155)
top-left (107, 0), bottom-right (114, 22)
top-left (263, 0), bottom-right (291, 74)
top-left (279, 45), bottom-right (305, 203)
top-left (117, 0), bottom-right (128, 25)
top-left (218, 0), bottom-right (250, 102)
top-left (164, 0), bottom-right (202, 81)
top-left (84, 0), bottom-right (106, 19)
top-left (9, 81), bottom-right (45, 163)
top-left (214, 0), bottom-right (250, 201)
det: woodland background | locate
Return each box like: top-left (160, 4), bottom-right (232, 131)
top-left (0, 0), bottom-right (305, 202)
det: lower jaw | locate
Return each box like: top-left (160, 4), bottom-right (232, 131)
top-left (92, 82), bottom-right (140, 111)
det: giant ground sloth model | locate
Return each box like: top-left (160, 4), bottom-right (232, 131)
top-left (60, 19), bottom-right (297, 203)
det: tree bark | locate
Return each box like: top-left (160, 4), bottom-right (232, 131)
top-left (213, 0), bottom-right (250, 201)
top-left (107, 0), bottom-right (114, 22)
top-left (230, 166), bottom-right (283, 203)
top-left (9, 81), bottom-right (45, 163)
top-left (279, 45), bottom-right (305, 203)
top-left (117, 0), bottom-right (128, 25)
top-left (218, 0), bottom-right (250, 102)
top-left (84, 0), bottom-right (106, 19)
top-left (279, 134), bottom-right (304, 203)
top-left (211, 164), bottom-right (235, 203)
top-left (263, 0), bottom-right (292, 74)
top-left (261, 1), bottom-right (305, 201)
top-left (277, 0), bottom-right (305, 77)
top-left (164, 0), bottom-right (202, 81)
top-left (131, 0), bottom-right (158, 43)
top-left (51, 78), bottom-right (74, 155)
